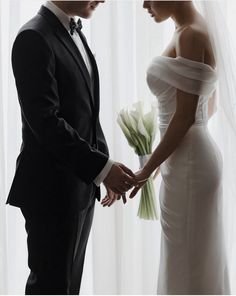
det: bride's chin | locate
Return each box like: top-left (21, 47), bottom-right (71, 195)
top-left (153, 15), bottom-right (165, 23)
top-left (154, 18), bottom-right (164, 23)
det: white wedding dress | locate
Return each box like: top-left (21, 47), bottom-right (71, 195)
top-left (147, 56), bottom-right (230, 294)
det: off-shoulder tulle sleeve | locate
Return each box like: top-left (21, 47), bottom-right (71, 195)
top-left (147, 56), bottom-right (218, 96)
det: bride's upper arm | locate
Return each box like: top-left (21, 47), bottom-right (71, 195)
top-left (174, 27), bottom-right (205, 124)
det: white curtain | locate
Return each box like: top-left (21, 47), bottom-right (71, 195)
top-left (1, 0), bottom-right (236, 294)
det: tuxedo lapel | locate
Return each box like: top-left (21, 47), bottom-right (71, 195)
top-left (54, 29), bottom-right (95, 107)
top-left (38, 6), bottom-right (95, 109)
top-left (77, 30), bottom-right (100, 117)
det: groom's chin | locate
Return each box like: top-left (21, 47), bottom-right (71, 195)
top-left (78, 11), bottom-right (94, 19)
top-left (78, 6), bottom-right (98, 19)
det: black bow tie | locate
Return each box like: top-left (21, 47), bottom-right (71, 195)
top-left (69, 18), bottom-right (82, 35)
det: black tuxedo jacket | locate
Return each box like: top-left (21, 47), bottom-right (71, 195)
top-left (6, 6), bottom-right (109, 212)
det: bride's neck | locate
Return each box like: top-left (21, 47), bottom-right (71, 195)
top-left (171, 2), bottom-right (198, 29)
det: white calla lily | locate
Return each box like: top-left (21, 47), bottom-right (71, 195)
top-left (138, 117), bottom-right (150, 140)
top-left (117, 100), bottom-right (159, 220)
top-left (132, 101), bottom-right (144, 116)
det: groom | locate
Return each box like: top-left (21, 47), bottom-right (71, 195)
top-left (6, 1), bottom-right (136, 294)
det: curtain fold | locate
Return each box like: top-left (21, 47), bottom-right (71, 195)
top-left (86, 2), bottom-right (164, 293)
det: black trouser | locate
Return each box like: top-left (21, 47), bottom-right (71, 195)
top-left (20, 197), bottom-right (95, 295)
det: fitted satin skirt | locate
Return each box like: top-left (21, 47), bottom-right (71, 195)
top-left (157, 124), bottom-right (230, 294)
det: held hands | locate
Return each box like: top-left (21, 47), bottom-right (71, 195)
top-left (129, 167), bottom-right (160, 198)
top-left (129, 168), bottom-right (151, 199)
top-left (102, 167), bottom-right (149, 207)
top-left (102, 164), bottom-right (160, 207)
top-left (103, 162), bottom-right (137, 195)
top-left (102, 162), bottom-right (137, 207)
top-left (129, 166), bottom-right (160, 198)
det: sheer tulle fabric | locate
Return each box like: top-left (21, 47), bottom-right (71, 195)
top-left (147, 56), bottom-right (230, 294)
top-left (147, 56), bottom-right (217, 97)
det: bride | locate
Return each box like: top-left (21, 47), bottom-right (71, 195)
top-left (102, 0), bottom-right (231, 294)
top-left (131, 1), bottom-right (230, 294)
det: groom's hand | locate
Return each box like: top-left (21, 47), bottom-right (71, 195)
top-left (103, 163), bottom-right (137, 194)
top-left (101, 187), bottom-right (127, 207)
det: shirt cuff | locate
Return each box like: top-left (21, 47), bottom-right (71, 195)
top-left (93, 159), bottom-right (114, 187)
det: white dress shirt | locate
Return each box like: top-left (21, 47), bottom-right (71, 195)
top-left (44, 1), bottom-right (113, 187)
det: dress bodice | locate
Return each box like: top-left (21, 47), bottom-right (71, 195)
top-left (146, 56), bottom-right (218, 128)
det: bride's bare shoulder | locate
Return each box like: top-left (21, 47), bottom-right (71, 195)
top-left (176, 25), bottom-right (207, 61)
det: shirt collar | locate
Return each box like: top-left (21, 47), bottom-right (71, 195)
top-left (44, 1), bottom-right (75, 32)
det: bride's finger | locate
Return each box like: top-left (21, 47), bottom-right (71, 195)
top-left (129, 186), bottom-right (141, 199)
top-left (122, 193), bottom-right (127, 204)
top-left (137, 177), bottom-right (149, 183)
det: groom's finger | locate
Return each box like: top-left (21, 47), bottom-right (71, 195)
top-left (102, 198), bottom-right (112, 207)
top-left (108, 198), bottom-right (116, 207)
top-left (105, 195), bottom-right (116, 207)
top-left (101, 196), bottom-right (109, 203)
top-left (101, 196), bottom-right (109, 205)
top-left (107, 189), bottom-right (115, 200)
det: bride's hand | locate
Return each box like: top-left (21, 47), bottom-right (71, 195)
top-left (101, 187), bottom-right (127, 207)
top-left (129, 168), bottom-right (151, 199)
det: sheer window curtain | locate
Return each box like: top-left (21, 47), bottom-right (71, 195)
top-left (0, 0), bottom-right (236, 294)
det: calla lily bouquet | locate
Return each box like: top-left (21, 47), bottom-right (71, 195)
top-left (117, 101), bottom-right (159, 220)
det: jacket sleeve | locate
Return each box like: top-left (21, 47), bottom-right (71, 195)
top-left (12, 29), bottom-right (108, 185)
top-left (96, 118), bottom-right (109, 156)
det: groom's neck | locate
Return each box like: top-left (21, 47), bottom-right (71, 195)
top-left (51, 1), bottom-right (76, 17)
